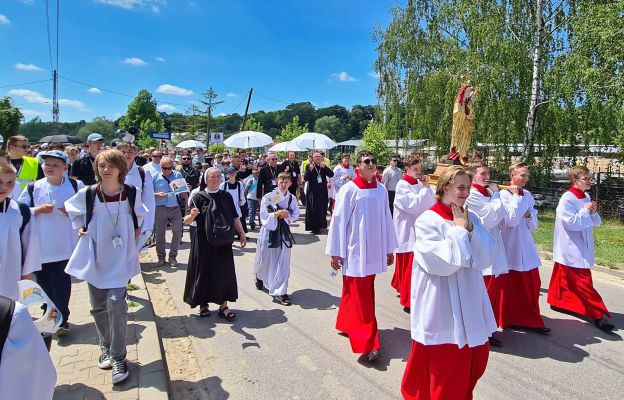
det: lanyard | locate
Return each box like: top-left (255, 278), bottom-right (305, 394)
top-left (1, 198), bottom-right (7, 213)
top-left (98, 184), bottom-right (122, 230)
top-left (314, 166), bottom-right (321, 176)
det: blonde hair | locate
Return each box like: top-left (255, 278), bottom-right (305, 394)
top-left (435, 165), bottom-right (471, 200)
top-left (467, 161), bottom-right (489, 175)
top-left (115, 141), bottom-right (136, 151)
top-left (277, 172), bottom-right (292, 181)
top-left (65, 145), bottom-right (79, 153)
top-left (7, 135), bottom-right (28, 147)
top-left (0, 159), bottom-right (17, 175)
top-left (509, 161), bottom-right (528, 176)
top-left (94, 149), bottom-right (128, 184)
top-left (568, 165), bottom-right (590, 183)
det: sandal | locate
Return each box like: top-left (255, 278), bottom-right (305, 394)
top-left (218, 307), bottom-right (236, 321)
top-left (199, 306), bottom-right (210, 318)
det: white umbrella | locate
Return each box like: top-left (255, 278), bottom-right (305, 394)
top-left (292, 132), bottom-right (337, 150)
top-left (268, 140), bottom-right (308, 152)
top-left (224, 130), bottom-right (273, 148)
top-left (176, 139), bottom-right (206, 149)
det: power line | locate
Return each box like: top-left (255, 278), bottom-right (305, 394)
top-left (55, 0), bottom-right (59, 72)
top-left (254, 92), bottom-right (292, 105)
top-left (0, 79), bottom-right (53, 89)
top-left (44, 0), bottom-right (54, 71)
top-left (229, 98), bottom-right (245, 114)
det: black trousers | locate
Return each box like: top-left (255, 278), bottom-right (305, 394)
top-left (388, 190), bottom-right (396, 216)
top-left (35, 259), bottom-right (71, 324)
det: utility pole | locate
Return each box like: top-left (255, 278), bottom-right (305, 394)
top-left (200, 87), bottom-right (224, 149)
top-left (52, 69), bottom-right (59, 124)
top-left (240, 88), bottom-right (253, 130)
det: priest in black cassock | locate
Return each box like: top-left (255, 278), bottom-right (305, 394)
top-left (304, 152), bottom-right (334, 234)
top-left (183, 167), bottom-right (247, 320)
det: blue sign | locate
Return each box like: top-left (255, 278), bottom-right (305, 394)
top-left (149, 131), bottom-right (171, 140)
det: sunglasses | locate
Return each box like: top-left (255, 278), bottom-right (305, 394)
top-left (182, 158), bottom-right (190, 160)
top-left (362, 158), bottom-right (377, 165)
top-left (161, 166), bottom-right (174, 171)
top-left (11, 144), bottom-right (29, 149)
top-left (152, 155), bottom-right (162, 158)
top-left (391, 159), bottom-right (399, 162)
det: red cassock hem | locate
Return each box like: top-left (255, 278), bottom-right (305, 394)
top-left (483, 275), bottom-right (501, 327)
top-left (401, 340), bottom-right (489, 400)
top-left (336, 275), bottom-right (380, 354)
top-left (391, 254), bottom-right (404, 293)
top-left (547, 262), bottom-right (610, 320)
top-left (399, 252), bottom-right (415, 308)
top-left (497, 269), bottom-right (545, 329)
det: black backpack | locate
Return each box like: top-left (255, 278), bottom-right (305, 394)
top-left (27, 178), bottom-right (79, 207)
top-left (197, 190), bottom-right (236, 246)
top-left (0, 295), bottom-right (15, 366)
top-left (84, 184), bottom-right (139, 232)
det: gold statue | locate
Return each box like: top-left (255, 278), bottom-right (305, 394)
top-left (448, 80), bottom-right (478, 165)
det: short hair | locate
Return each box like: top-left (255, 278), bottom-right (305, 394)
top-left (277, 172), bottom-right (292, 181)
top-left (568, 165), bottom-right (590, 183)
top-left (509, 162), bottom-right (528, 176)
top-left (467, 161), bottom-right (489, 175)
top-left (356, 150), bottom-right (374, 164)
top-left (7, 135), bottom-right (28, 146)
top-left (404, 154), bottom-right (421, 168)
top-left (435, 166), bottom-right (472, 200)
top-left (342, 153), bottom-right (350, 158)
top-left (0, 159), bottom-right (17, 175)
top-left (65, 145), bottom-right (79, 153)
top-left (115, 141), bottom-right (136, 151)
top-left (94, 149), bottom-right (128, 184)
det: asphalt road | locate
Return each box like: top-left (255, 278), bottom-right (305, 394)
top-left (146, 208), bottom-right (623, 400)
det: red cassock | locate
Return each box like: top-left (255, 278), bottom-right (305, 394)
top-left (398, 252), bottom-right (415, 308)
top-left (391, 257), bottom-right (403, 293)
top-left (335, 275), bottom-right (380, 354)
top-left (483, 275), bottom-right (501, 326)
top-left (496, 269), bottom-right (545, 329)
top-left (401, 341), bottom-right (489, 400)
top-left (547, 262), bottom-right (610, 320)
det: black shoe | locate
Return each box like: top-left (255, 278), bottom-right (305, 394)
top-left (111, 359), bottom-right (129, 384)
top-left (56, 321), bottom-right (70, 337)
top-left (595, 318), bottom-right (615, 332)
top-left (273, 294), bottom-right (292, 306)
top-left (255, 277), bottom-right (263, 290)
top-left (250, 224), bottom-right (256, 230)
top-left (367, 350), bottom-right (381, 362)
top-left (531, 327), bottom-right (551, 335)
top-left (403, 307), bottom-right (410, 314)
top-left (489, 336), bottom-right (503, 347)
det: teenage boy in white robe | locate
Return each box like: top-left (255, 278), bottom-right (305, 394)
top-left (401, 166), bottom-right (496, 400)
top-left (465, 161), bottom-right (509, 347)
top-left (547, 165), bottom-right (614, 332)
top-left (331, 153), bottom-right (356, 210)
top-left (0, 160), bottom-right (41, 301)
top-left (254, 172), bottom-right (300, 305)
top-left (326, 150), bottom-right (397, 362)
top-left (391, 154), bottom-right (435, 313)
top-left (498, 162), bottom-right (550, 334)
top-left (17, 150), bottom-right (84, 335)
top-left (64, 149), bottom-right (146, 385)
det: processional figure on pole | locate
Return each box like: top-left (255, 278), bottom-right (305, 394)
top-left (447, 79), bottom-right (479, 165)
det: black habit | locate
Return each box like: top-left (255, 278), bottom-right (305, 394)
top-left (304, 163), bottom-right (334, 232)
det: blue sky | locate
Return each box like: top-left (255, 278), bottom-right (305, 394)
top-left (1, 0), bottom-right (399, 123)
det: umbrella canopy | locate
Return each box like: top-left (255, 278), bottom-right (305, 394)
top-left (223, 130), bottom-right (272, 149)
top-left (268, 140), bottom-right (308, 152)
top-left (292, 132), bottom-right (337, 150)
top-left (39, 135), bottom-right (83, 144)
top-left (175, 140), bottom-right (206, 149)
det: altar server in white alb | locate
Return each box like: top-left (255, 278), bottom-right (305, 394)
top-left (401, 166), bottom-right (496, 400)
top-left (547, 166), bottom-right (614, 332)
top-left (0, 295), bottom-right (56, 400)
top-left (64, 149), bottom-right (146, 385)
top-left (0, 160), bottom-right (41, 301)
top-left (254, 172), bottom-right (300, 306)
top-left (498, 162), bottom-right (550, 334)
top-left (326, 150), bottom-right (397, 362)
top-left (465, 161), bottom-right (509, 347)
top-left (332, 153), bottom-right (357, 196)
top-left (391, 154), bottom-right (435, 312)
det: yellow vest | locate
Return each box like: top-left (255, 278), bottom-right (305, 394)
top-left (16, 156), bottom-right (39, 189)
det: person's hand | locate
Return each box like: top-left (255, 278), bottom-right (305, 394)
top-left (421, 175), bottom-right (430, 187)
top-left (488, 183), bottom-right (500, 193)
top-left (586, 201), bottom-right (597, 214)
top-left (155, 191), bottom-right (167, 199)
top-left (331, 256), bottom-right (343, 270)
top-left (58, 207), bottom-right (69, 217)
top-left (35, 203), bottom-right (54, 215)
top-left (239, 234), bottom-right (247, 248)
top-left (135, 228), bottom-right (141, 238)
top-left (387, 253), bottom-right (394, 266)
top-left (78, 227), bottom-right (87, 237)
top-left (190, 207), bottom-right (200, 217)
top-left (508, 185), bottom-right (520, 195)
top-left (452, 203), bottom-right (472, 231)
top-left (21, 273), bottom-right (33, 281)
top-left (524, 210), bottom-right (532, 218)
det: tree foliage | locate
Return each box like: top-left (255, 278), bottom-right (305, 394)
top-left (119, 89), bottom-right (164, 148)
top-left (275, 115), bottom-right (308, 143)
top-left (77, 117), bottom-right (116, 141)
top-left (242, 116), bottom-right (264, 132)
top-left (357, 121), bottom-right (392, 162)
top-left (314, 115), bottom-right (344, 141)
top-left (0, 97), bottom-right (23, 138)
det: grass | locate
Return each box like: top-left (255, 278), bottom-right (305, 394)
top-left (127, 283), bottom-right (140, 291)
top-left (534, 209), bottom-right (624, 269)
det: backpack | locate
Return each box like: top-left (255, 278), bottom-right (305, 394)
top-left (0, 295), bottom-right (15, 366)
top-left (27, 178), bottom-right (79, 208)
top-left (197, 190), bottom-right (236, 246)
top-left (17, 201), bottom-right (31, 236)
top-left (137, 166), bottom-right (145, 190)
top-left (84, 184), bottom-right (139, 232)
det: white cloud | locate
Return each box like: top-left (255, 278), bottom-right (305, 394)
top-left (226, 92), bottom-right (238, 98)
top-left (9, 89), bottom-right (85, 110)
top-left (59, 99), bottom-right (86, 109)
top-left (123, 57), bottom-right (147, 66)
top-left (95, 0), bottom-right (164, 13)
top-left (368, 71), bottom-right (380, 79)
top-left (157, 104), bottom-right (176, 112)
top-left (156, 84), bottom-right (193, 96)
top-left (20, 109), bottom-right (45, 118)
top-left (218, 113), bottom-right (226, 117)
top-left (88, 87), bottom-right (102, 94)
top-left (0, 14), bottom-right (10, 25)
top-left (14, 63), bottom-right (44, 72)
top-left (330, 71), bottom-right (357, 82)
top-left (155, 56), bottom-right (165, 62)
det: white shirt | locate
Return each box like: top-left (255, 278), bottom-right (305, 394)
top-left (465, 187), bottom-right (509, 276)
top-left (392, 179), bottom-right (436, 253)
top-left (381, 166), bottom-right (402, 191)
top-left (125, 163), bottom-right (155, 232)
top-left (332, 164), bottom-right (356, 195)
top-left (325, 181), bottom-right (398, 277)
top-left (411, 209), bottom-right (497, 347)
top-left (0, 199), bottom-right (41, 300)
top-left (499, 189), bottom-right (541, 272)
top-left (553, 190), bottom-right (602, 269)
top-left (220, 181), bottom-right (245, 218)
top-left (17, 178), bottom-right (84, 264)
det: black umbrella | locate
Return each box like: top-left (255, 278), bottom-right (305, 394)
top-left (39, 135), bottom-right (84, 144)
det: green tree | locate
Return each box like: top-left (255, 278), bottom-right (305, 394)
top-left (0, 97), bottom-right (23, 138)
top-left (314, 115), bottom-right (344, 141)
top-left (357, 121), bottom-right (391, 162)
top-left (242, 116), bottom-right (264, 132)
top-left (274, 115), bottom-right (308, 143)
top-left (119, 89), bottom-right (164, 148)
top-left (77, 117), bottom-right (115, 141)
top-left (281, 102), bottom-right (316, 128)
top-left (209, 143), bottom-right (225, 153)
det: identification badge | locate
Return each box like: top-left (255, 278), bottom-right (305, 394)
top-left (292, 172), bottom-right (297, 177)
top-left (271, 179), bottom-right (276, 186)
top-left (317, 176), bottom-right (322, 183)
top-left (112, 235), bottom-right (123, 248)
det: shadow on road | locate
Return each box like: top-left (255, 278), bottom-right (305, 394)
top-left (170, 375), bottom-right (230, 400)
top-left (291, 288), bottom-right (340, 310)
top-left (228, 308), bottom-right (289, 349)
top-left (54, 383), bottom-right (106, 399)
top-left (292, 232), bottom-right (320, 245)
top-left (356, 327), bottom-right (411, 371)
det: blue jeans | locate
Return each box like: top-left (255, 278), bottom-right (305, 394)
top-left (35, 259), bottom-right (71, 324)
top-left (247, 198), bottom-right (258, 227)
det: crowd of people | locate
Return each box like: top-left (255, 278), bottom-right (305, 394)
top-left (0, 132), bottom-right (616, 399)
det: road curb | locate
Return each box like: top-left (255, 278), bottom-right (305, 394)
top-left (129, 272), bottom-right (170, 400)
top-left (538, 250), bottom-right (624, 278)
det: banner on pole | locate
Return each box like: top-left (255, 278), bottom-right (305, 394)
top-left (210, 132), bottom-right (224, 143)
top-left (149, 131), bottom-right (172, 140)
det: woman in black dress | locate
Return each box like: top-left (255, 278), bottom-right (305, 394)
top-left (183, 167), bottom-right (247, 320)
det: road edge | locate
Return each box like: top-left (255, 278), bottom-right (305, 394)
top-left (538, 250), bottom-right (624, 278)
